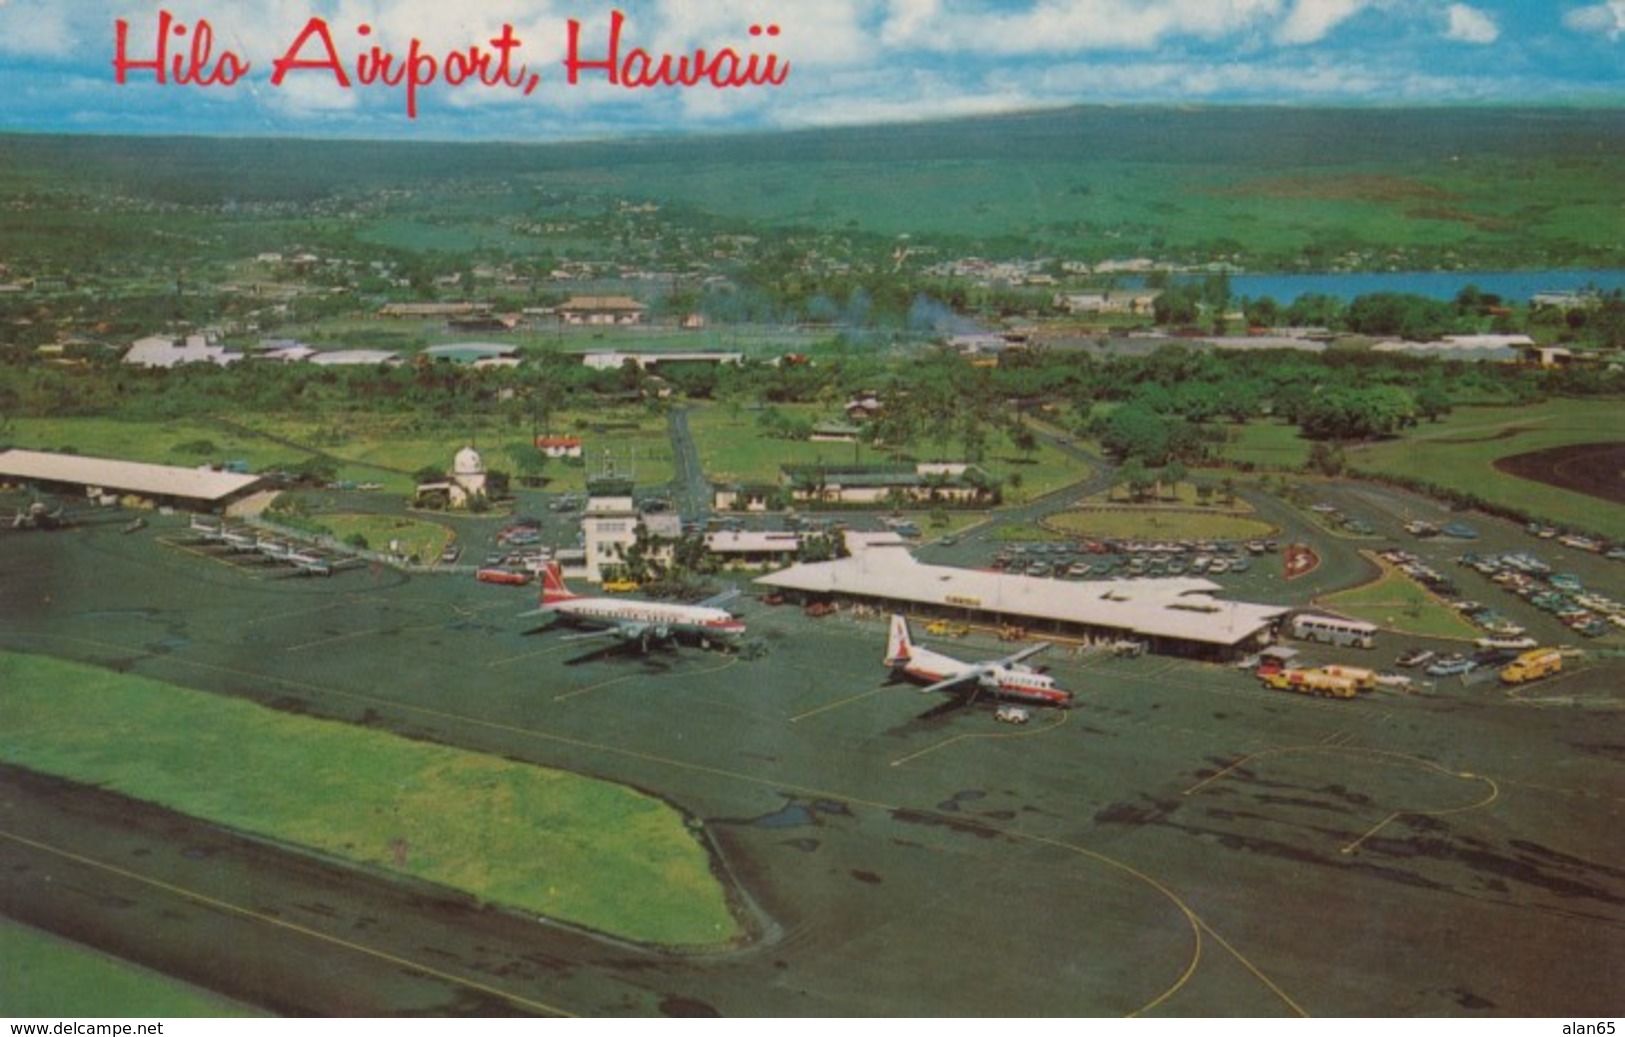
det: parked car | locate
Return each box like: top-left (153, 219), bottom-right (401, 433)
top-left (1396, 647), bottom-right (1436, 668)
top-left (1426, 655), bottom-right (1475, 677)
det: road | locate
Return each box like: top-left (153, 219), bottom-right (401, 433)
top-left (666, 407), bottom-right (711, 526)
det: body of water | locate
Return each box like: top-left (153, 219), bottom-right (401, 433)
top-left (1170, 269), bottom-right (1625, 304)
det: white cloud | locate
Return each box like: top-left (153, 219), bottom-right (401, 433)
top-left (872, 0), bottom-right (1286, 55)
top-left (1274, 0), bottom-right (1367, 45)
top-left (643, 0), bottom-right (876, 69)
top-left (1562, 1), bottom-right (1625, 40)
top-left (0, 1), bottom-right (80, 57)
top-left (1445, 4), bottom-right (1498, 44)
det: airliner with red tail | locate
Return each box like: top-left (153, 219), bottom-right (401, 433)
top-left (521, 561), bottom-right (746, 651)
top-left (884, 614), bottom-right (1071, 707)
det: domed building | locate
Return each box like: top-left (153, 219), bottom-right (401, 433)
top-left (449, 446), bottom-right (487, 508)
top-left (414, 445), bottom-right (489, 511)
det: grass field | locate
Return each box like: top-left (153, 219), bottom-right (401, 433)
top-left (4, 418), bottom-right (294, 473)
top-left (0, 653), bottom-right (740, 947)
top-left (0, 919), bottom-right (263, 1018)
top-left (7, 409), bottom-right (676, 496)
top-left (1317, 555), bottom-right (1482, 640)
top-left (687, 404), bottom-right (1090, 503)
top-left (1347, 400), bottom-right (1625, 539)
top-left (1216, 420), bottom-right (1314, 471)
top-left (315, 513), bottom-right (454, 562)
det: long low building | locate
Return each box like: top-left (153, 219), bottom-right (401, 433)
top-left (756, 551), bottom-right (1288, 659)
top-left (0, 449), bottom-right (265, 511)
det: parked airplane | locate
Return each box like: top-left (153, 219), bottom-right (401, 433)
top-left (522, 562), bottom-right (746, 651)
top-left (220, 529), bottom-right (258, 552)
top-left (10, 501), bottom-right (69, 530)
top-left (884, 614), bottom-right (1072, 707)
top-left (288, 551), bottom-right (332, 577)
top-left (255, 536), bottom-right (294, 560)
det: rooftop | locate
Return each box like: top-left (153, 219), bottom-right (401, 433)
top-left (0, 449), bottom-right (263, 502)
top-left (756, 553), bottom-right (1286, 646)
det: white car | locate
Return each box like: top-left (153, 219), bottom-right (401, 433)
top-left (994, 705), bottom-right (1032, 725)
top-left (1475, 636), bottom-right (1537, 650)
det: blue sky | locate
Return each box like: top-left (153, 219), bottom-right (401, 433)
top-left (1, 0), bottom-right (1621, 140)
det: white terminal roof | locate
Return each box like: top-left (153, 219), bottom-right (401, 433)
top-left (757, 553), bottom-right (1287, 647)
top-left (0, 449), bottom-right (262, 502)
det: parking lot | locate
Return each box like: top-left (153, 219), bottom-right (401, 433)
top-left (3, 483), bottom-right (1623, 1015)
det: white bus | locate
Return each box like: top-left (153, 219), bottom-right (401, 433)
top-left (1289, 613), bottom-right (1377, 649)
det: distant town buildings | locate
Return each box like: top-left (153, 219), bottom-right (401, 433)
top-left (557, 296), bottom-right (647, 326)
top-left (579, 351), bottom-right (743, 371)
top-left (123, 334), bottom-right (243, 369)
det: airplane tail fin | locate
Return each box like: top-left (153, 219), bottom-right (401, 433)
top-left (885, 614), bottom-right (913, 666)
top-left (540, 561), bottom-right (580, 606)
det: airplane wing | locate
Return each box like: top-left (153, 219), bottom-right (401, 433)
top-left (994, 641), bottom-right (1051, 667)
top-left (559, 620), bottom-right (654, 643)
top-left (558, 627), bottom-right (635, 643)
top-left (917, 667), bottom-right (989, 696)
top-left (697, 586), bottom-right (741, 609)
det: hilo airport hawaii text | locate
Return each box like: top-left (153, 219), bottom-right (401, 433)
top-left (111, 8), bottom-right (791, 118)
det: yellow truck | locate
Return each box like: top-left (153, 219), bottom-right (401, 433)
top-left (1318, 664), bottom-right (1377, 692)
top-left (1262, 668), bottom-right (1359, 699)
top-left (1500, 648), bottom-right (1562, 684)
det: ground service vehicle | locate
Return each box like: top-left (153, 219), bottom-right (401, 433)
top-left (1500, 648), bottom-right (1562, 684)
top-left (1262, 669), bottom-right (1358, 699)
top-left (1289, 613), bottom-right (1377, 649)
top-left (477, 567), bottom-right (531, 585)
top-left (1318, 664), bottom-right (1377, 691)
top-left (926, 620), bottom-right (971, 638)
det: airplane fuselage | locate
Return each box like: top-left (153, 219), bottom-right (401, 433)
top-left (550, 597), bottom-right (747, 642)
top-left (892, 644), bottom-right (1071, 706)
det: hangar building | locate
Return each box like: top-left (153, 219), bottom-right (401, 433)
top-left (756, 551), bottom-right (1288, 659)
top-left (0, 449), bottom-right (266, 513)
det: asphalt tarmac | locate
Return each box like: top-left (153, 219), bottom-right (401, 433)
top-left (1, 492), bottom-right (1622, 1017)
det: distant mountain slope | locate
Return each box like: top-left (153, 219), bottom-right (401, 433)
top-left (0, 105), bottom-right (1619, 267)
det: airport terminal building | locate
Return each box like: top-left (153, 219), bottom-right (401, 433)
top-left (0, 449), bottom-right (267, 513)
top-left (756, 550), bottom-right (1289, 659)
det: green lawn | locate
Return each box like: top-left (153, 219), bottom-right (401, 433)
top-left (313, 513), bottom-right (455, 562)
top-left (7, 409), bottom-right (675, 495)
top-left (1317, 555), bottom-right (1481, 640)
top-left (1347, 400), bottom-right (1625, 539)
top-left (4, 417), bottom-right (291, 472)
top-left (687, 404), bottom-right (1091, 503)
top-left (0, 653), bottom-right (740, 948)
top-left (0, 919), bottom-right (263, 1017)
top-left (1216, 420), bottom-right (1314, 471)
